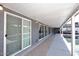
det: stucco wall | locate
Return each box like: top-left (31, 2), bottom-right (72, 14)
top-left (0, 11), bottom-right (4, 56)
top-left (31, 21), bottom-right (39, 45)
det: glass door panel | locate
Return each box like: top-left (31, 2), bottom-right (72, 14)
top-left (74, 14), bottom-right (79, 55)
top-left (62, 19), bottom-right (72, 52)
top-left (6, 14), bottom-right (22, 56)
top-left (23, 20), bottom-right (31, 48)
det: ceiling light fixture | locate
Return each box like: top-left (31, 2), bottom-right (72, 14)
top-left (0, 5), bottom-right (3, 11)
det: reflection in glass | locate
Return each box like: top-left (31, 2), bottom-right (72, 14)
top-left (74, 14), bottom-right (79, 55)
top-left (62, 19), bottom-right (72, 52)
top-left (23, 20), bottom-right (31, 48)
top-left (6, 14), bottom-right (22, 56)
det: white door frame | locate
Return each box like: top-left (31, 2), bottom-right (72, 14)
top-left (4, 11), bottom-right (7, 56)
top-left (4, 11), bottom-right (32, 56)
top-left (22, 17), bottom-right (32, 49)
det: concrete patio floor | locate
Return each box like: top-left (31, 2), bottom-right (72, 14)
top-left (18, 34), bottom-right (71, 56)
top-left (47, 34), bottom-right (71, 56)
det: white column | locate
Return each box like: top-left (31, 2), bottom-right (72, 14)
top-left (71, 16), bottom-right (75, 56)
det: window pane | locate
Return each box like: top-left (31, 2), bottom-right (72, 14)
top-left (6, 14), bottom-right (22, 56)
top-left (74, 14), bottom-right (79, 55)
top-left (23, 20), bottom-right (31, 48)
top-left (62, 19), bottom-right (72, 52)
top-left (39, 25), bottom-right (45, 39)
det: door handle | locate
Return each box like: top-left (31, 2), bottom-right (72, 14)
top-left (5, 34), bottom-right (8, 37)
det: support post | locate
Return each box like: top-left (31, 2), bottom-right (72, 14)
top-left (71, 16), bottom-right (75, 56)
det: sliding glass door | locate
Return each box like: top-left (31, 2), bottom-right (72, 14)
top-left (6, 14), bottom-right (22, 56)
top-left (5, 12), bottom-right (31, 56)
top-left (62, 19), bottom-right (72, 53)
top-left (74, 14), bottom-right (79, 55)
